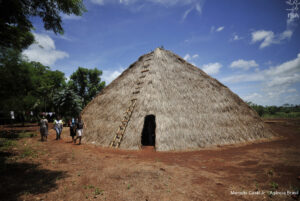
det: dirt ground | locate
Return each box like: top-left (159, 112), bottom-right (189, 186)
top-left (0, 119), bottom-right (299, 201)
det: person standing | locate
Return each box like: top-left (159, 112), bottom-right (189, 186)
top-left (39, 115), bottom-right (48, 141)
top-left (69, 118), bottom-right (76, 142)
top-left (54, 116), bottom-right (63, 140)
top-left (74, 116), bottom-right (84, 145)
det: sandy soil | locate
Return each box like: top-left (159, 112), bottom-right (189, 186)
top-left (0, 119), bottom-right (299, 201)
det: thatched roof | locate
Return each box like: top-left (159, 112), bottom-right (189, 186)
top-left (82, 48), bottom-right (274, 151)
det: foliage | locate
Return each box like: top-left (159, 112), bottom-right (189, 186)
top-left (0, 51), bottom-right (106, 122)
top-left (0, 0), bottom-right (86, 53)
top-left (247, 102), bottom-right (300, 118)
top-left (52, 86), bottom-right (83, 119)
top-left (0, 50), bottom-right (66, 121)
top-left (69, 67), bottom-right (105, 107)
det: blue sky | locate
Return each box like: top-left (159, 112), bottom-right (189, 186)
top-left (23, 0), bottom-right (300, 106)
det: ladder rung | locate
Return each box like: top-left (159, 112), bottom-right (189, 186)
top-left (141, 69), bottom-right (149, 73)
top-left (136, 82), bottom-right (144, 85)
top-left (133, 91), bottom-right (140, 94)
top-left (140, 75), bottom-right (146, 79)
top-left (144, 58), bottom-right (151, 61)
top-left (110, 97), bottom-right (138, 148)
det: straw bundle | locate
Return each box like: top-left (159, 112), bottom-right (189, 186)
top-left (82, 48), bottom-right (274, 151)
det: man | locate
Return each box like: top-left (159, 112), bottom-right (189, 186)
top-left (74, 116), bottom-right (84, 145)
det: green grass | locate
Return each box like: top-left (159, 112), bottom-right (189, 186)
top-left (20, 147), bottom-right (38, 158)
top-left (94, 188), bottom-right (103, 195)
top-left (0, 139), bottom-right (17, 150)
top-left (262, 112), bottom-right (300, 119)
top-left (270, 181), bottom-right (279, 191)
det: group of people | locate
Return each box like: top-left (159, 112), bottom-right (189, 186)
top-left (39, 115), bottom-right (84, 145)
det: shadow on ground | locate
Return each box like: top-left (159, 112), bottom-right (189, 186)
top-left (0, 151), bottom-right (67, 201)
top-left (0, 129), bottom-right (67, 201)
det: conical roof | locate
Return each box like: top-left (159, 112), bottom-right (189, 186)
top-left (82, 48), bottom-right (274, 151)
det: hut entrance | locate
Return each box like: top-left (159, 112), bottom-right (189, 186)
top-left (141, 115), bottom-right (156, 146)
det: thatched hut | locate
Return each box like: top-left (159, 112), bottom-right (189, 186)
top-left (82, 48), bottom-right (274, 151)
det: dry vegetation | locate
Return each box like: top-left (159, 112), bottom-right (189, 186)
top-left (82, 48), bottom-right (274, 151)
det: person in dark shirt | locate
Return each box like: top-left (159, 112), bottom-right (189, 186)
top-left (74, 116), bottom-right (84, 145)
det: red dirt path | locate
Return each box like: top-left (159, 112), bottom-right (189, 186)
top-left (0, 119), bottom-right (299, 201)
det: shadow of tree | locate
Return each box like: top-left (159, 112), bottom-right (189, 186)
top-left (0, 148), bottom-right (67, 201)
top-left (0, 130), bottom-right (34, 139)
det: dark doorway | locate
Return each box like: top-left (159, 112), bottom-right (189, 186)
top-left (141, 115), bottom-right (156, 146)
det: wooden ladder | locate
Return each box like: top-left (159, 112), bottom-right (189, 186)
top-left (109, 56), bottom-right (152, 148)
top-left (110, 98), bottom-right (137, 148)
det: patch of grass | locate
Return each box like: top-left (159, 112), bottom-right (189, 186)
top-left (18, 131), bottom-right (36, 138)
top-left (255, 182), bottom-right (259, 191)
top-left (267, 169), bottom-right (274, 177)
top-left (56, 175), bottom-right (64, 181)
top-left (20, 147), bottom-right (38, 158)
top-left (94, 188), bottom-right (103, 195)
top-left (270, 181), bottom-right (279, 191)
top-left (0, 139), bottom-right (16, 150)
top-left (127, 184), bottom-right (131, 190)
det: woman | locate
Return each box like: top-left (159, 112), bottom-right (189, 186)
top-left (39, 115), bottom-right (48, 141)
top-left (54, 116), bottom-right (63, 140)
top-left (74, 116), bottom-right (84, 145)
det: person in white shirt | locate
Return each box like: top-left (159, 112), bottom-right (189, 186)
top-left (54, 116), bottom-right (63, 140)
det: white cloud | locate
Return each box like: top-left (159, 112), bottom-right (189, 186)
top-left (230, 59), bottom-right (259, 70)
top-left (90, 0), bottom-right (204, 19)
top-left (264, 53), bottom-right (300, 77)
top-left (223, 53), bottom-right (300, 105)
top-left (287, 88), bottom-right (297, 93)
top-left (223, 53), bottom-right (300, 85)
top-left (216, 26), bottom-right (224, 32)
top-left (231, 33), bottom-right (242, 41)
top-left (243, 93), bottom-right (263, 102)
top-left (251, 29), bottom-right (293, 49)
top-left (91, 0), bottom-right (203, 7)
top-left (210, 26), bottom-right (224, 33)
top-left (251, 30), bottom-right (275, 49)
top-left (90, 0), bottom-right (106, 5)
top-left (22, 33), bottom-right (69, 66)
top-left (221, 73), bottom-right (265, 83)
top-left (192, 54), bottom-right (199, 59)
top-left (201, 62), bottom-right (222, 75)
top-left (183, 53), bottom-right (198, 61)
top-left (102, 68), bottom-right (125, 84)
top-left (183, 54), bottom-right (191, 61)
top-left (61, 13), bottom-right (82, 20)
top-left (280, 30), bottom-right (293, 40)
top-left (182, 7), bottom-right (194, 21)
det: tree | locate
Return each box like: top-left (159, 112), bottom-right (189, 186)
top-left (0, 0), bottom-right (86, 53)
top-left (53, 87), bottom-right (83, 119)
top-left (69, 67), bottom-right (105, 107)
top-left (0, 51), bottom-right (66, 122)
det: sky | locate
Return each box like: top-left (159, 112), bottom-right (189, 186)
top-left (22, 0), bottom-right (300, 106)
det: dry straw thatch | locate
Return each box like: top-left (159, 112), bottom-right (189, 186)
top-left (82, 48), bottom-right (274, 151)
